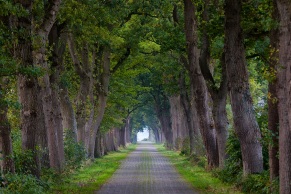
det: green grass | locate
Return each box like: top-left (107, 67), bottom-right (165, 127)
top-left (51, 144), bottom-right (136, 194)
top-left (155, 144), bottom-right (242, 194)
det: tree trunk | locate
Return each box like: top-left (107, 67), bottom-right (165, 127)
top-left (199, 0), bottom-right (228, 169)
top-left (212, 93), bottom-right (228, 168)
top-left (14, 1), bottom-right (41, 176)
top-left (211, 54), bottom-right (228, 169)
top-left (88, 48), bottom-right (110, 158)
top-left (67, 35), bottom-right (92, 149)
top-left (154, 94), bottom-right (173, 149)
top-left (0, 82), bottom-right (15, 174)
top-left (151, 126), bottom-right (160, 143)
top-left (276, 0), bottom-right (291, 193)
top-left (120, 126), bottom-right (126, 147)
top-left (178, 70), bottom-right (200, 156)
top-left (94, 130), bottom-right (104, 158)
top-left (126, 117), bottom-right (131, 144)
top-left (224, 0), bottom-right (263, 175)
top-left (51, 28), bottom-right (78, 143)
top-left (169, 96), bottom-right (179, 145)
top-left (183, 0), bottom-right (219, 168)
top-left (33, 0), bottom-right (64, 172)
top-left (36, 87), bottom-right (49, 169)
top-left (268, 0), bottom-right (279, 182)
top-left (48, 23), bottom-right (68, 170)
top-left (60, 87), bottom-right (78, 141)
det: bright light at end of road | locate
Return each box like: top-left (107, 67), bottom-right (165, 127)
top-left (137, 129), bottom-right (149, 141)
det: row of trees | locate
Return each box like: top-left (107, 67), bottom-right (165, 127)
top-left (0, 0), bottom-right (291, 193)
top-left (0, 0), bottom-right (137, 177)
top-left (126, 0), bottom-right (290, 193)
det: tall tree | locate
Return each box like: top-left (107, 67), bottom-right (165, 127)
top-left (0, 7), bottom-right (15, 175)
top-left (224, 0), bottom-right (263, 175)
top-left (0, 79), bottom-right (15, 174)
top-left (276, 0), bottom-right (291, 193)
top-left (88, 47), bottom-right (111, 158)
top-left (198, 0), bottom-right (228, 168)
top-left (268, 0), bottom-right (279, 182)
top-left (14, 0), bottom-right (42, 177)
top-left (67, 34), bottom-right (93, 150)
top-left (183, 0), bottom-right (219, 168)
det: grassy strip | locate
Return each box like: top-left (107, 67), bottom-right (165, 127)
top-left (155, 144), bottom-right (242, 194)
top-left (52, 144), bottom-right (136, 194)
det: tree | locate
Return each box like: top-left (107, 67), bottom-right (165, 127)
top-left (183, 0), bottom-right (219, 168)
top-left (224, 0), bottom-right (263, 175)
top-left (14, 0), bottom-right (43, 176)
top-left (276, 0), bottom-right (291, 193)
top-left (0, 79), bottom-right (15, 174)
top-left (268, 0), bottom-right (279, 182)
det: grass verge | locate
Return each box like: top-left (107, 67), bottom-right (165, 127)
top-left (52, 144), bottom-right (136, 194)
top-left (155, 144), bottom-right (242, 194)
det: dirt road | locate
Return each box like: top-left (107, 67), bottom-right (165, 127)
top-left (96, 142), bottom-right (198, 194)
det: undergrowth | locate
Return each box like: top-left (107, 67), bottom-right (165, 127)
top-left (156, 144), bottom-right (242, 194)
top-left (1, 128), bottom-right (135, 194)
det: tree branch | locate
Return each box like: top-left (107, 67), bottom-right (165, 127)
top-left (39, 0), bottom-right (62, 34)
top-left (111, 47), bottom-right (131, 74)
top-left (67, 33), bottom-right (83, 75)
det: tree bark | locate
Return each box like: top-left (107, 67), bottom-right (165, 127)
top-left (67, 35), bottom-right (92, 149)
top-left (211, 54), bottom-right (228, 169)
top-left (88, 48), bottom-right (110, 158)
top-left (169, 95), bottom-right (186, 149)
top-left (276, 0), bottom-right (291, 193)
top-left (178, 70), bottom-right (200, 155)
top-left (0, 82), bottom-right (15, 174)
top-left (126, 117), bottom-right (131, 144)
top-left (268, 0), bottom-right (279, 182)
top-left (150, 126), bottom-right (161, 143)
top-left (48, 23), bottom-right (69, 169)
top-left (50, 27), bottom-right (78, 143)
top-left (60, 87), bottom-right (78, 141)
top-left (154, 93), bottom-right (173, 149)
top-left (183, 0), bottom-right (219, 168)
top-left (120, 126), bottom-right (126, 147)
top-left (224, 0), bottom-right (263, 175)
top-left (94, 130), bottom-right (104, 158)
top-left (33, 0), bottom-right (64, 172)
top-left (199, 0), bottom-right (228, 168)
top-left (14, 0), bottom-right (41, 176)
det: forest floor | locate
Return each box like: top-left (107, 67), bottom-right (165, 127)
top-left (95, 142), bottom-right (198, 194)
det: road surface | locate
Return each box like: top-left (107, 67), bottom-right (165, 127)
top-left (96, 142), bottom-right (198, 194)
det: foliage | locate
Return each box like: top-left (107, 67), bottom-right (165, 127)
top-left (214, 130), bottom-right (278, 194)
top-left (1, 173), bottom-right (48, 194)
top-left (180, 137), bottom-right (190, 156)
top-left (13, 150), bottom-right (37, 175)
top-left (64, 130), bottom-right (86, 170)
top-left (241, 171), bottom-right (279, 194)
top-left (11, 129), bottom-right (38, 175)
top-left (215, 130), bottom-right (243, 184)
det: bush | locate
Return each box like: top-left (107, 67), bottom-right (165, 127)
top-left (180, 137), bottom-right (190, 156)
top-left (175, 137), bottom-right (182, 150)
top-left (214, 130), bottom-right (279, 194)
top-left (241, 171), bottom-right (279, 194)
top-left (64, 130), bottom-right (86, 169)
top-left (1, 173), bottom-right (48, 194)
top-left (13, 149), bottom-right (38, 174)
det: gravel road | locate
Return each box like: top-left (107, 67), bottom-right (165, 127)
top-left (95, 142), bottom-right (198, 194)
